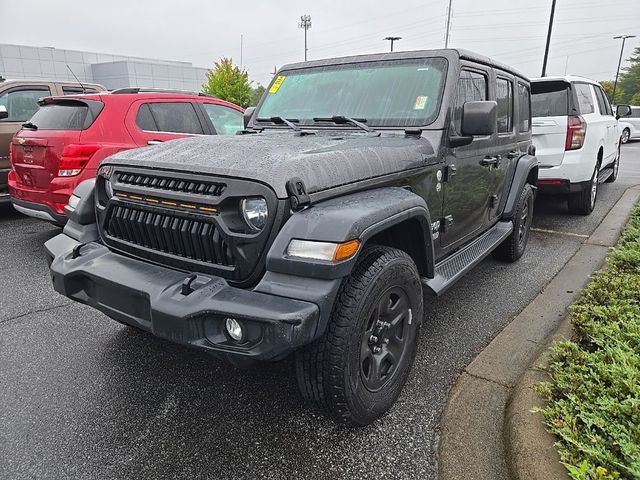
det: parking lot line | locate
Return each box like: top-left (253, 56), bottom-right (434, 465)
top-left (530, 227), bottom-right (590, 239)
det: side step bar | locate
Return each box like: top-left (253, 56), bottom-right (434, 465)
top-left (422, 221), bottom-right (513, 296)
top-left (597, 167), bottom-right (613, 184)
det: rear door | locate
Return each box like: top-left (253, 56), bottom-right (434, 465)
top-left (125, 100), bottom-right (207, 147)
top-left (0, 85), bottom-right (52, 177)
top-left (531, 80), bottom-right (570, 167)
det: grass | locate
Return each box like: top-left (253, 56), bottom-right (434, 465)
top-left (536, 204), bottom-right (640, 480)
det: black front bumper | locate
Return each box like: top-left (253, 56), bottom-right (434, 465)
top-left (45, 234), bottom-right (320, 361)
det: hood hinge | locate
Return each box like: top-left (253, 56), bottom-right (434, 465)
top-left (286, 177), bottom-right (311, 210)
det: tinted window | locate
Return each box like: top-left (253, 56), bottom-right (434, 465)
top-left (136, 103), bottom-right (157, 131)
top-left (574, 83), bottom-right (595, 114)
top-left (28, 103), bottom-right (90, 130)
top-left (496, 77), bottom-right (513, 133)
top-left (257, 58), bottom-right (448, 127)
top-left (451, 70), bottom-right (487, 136)
top-left (531, 81), bottom-right (568, 117)
top-left (517, 82), bottom-right (531, 132)
top-left (62, 86), bottom-right (100, 95)
top-left (0, 87), bottom-right (51, 122)
top-left (202, 104), bottom-right (243, 135)
top-left (148, 103), bottom-right (204, 134)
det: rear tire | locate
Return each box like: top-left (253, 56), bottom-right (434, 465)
top-left (493, 183), bottom-right (534, 262)
top-left (296, 245), bottom-right (423, 426)
top-left (568, 165), bottom-right (598, 215)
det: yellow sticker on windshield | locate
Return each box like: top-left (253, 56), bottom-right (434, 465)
top-left (269, 76), bottom-right (286, 94)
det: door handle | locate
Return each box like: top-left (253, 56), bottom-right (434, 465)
top-left (480, 156), bottom-right (499, 167)
top-left (147, 140), bottom-right (163, 145)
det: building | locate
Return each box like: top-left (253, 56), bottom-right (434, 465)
top-left (0, 43), bottom-right (209, 92)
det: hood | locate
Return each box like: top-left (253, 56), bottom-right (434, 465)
top-left (102, 131), bottom-right (438, 198)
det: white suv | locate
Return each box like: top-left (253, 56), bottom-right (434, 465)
top-left (531, 75), bottom-right (621, 214)
top-left (619, 106), bottom-right (640, 143)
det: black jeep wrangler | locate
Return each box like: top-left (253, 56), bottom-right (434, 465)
top-left (45, 49), bottom-right (538, 425)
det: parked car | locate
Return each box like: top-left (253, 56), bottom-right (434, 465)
top-left (531, 75), bottom-right (622, 215)
top-left (45, 49), bottom-right (538, 425)
top-left (0, 79), bottom-right (106, 204)
top-left (619, 105), bottom-right (640, 143)
top-left (9, 88), bottom-right (244, 225)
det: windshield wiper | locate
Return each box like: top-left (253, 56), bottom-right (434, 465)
top-left (21, 122), bottom-right (38, 130)
top-left (313, 115), bottom-right (377, 134)
top-left (257, 116), bottom-right (301, 131)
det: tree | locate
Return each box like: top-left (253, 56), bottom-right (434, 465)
top-left (202, 58), bottom-right (251, 108)
top-left (599, 80), bottom-right (624, 104)
top-left (618, 46), bottom-right (640, 104)
top-left (250, 85), bottom-right (266, 106)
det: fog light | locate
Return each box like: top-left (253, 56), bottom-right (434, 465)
top-left (225, 318), bottom-right (243, 342)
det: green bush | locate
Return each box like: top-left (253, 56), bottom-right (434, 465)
top-left (537, 205), bottom-right (640, 480)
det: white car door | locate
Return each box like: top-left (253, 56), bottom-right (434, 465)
top-left (594, 84), bottom-right (618, 161)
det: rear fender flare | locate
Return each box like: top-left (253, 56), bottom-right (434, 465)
top-left (502, 154), bottom-right (539, 220)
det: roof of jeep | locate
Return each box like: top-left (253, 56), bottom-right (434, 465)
top-left (278, 48), bottom-right (529, 82)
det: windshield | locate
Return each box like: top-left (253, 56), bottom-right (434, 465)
top-left (256, 58), bottom-right (448, 128)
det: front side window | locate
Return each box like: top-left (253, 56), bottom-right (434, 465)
top-left (517, 83), bottom-right (531, 132)
top-left (450, 70), bottom-right (487, 136)
top-left (496, 77), bottom-right (514, 133)
top-left (144, 102), bottom-right (204, 134)
top-left (594, 87), bottom-right (613, 116)
top-left (257, 58), bottom-right (448, 128)
top-left (0, 87), bottom-right (51, 122)
top-left (574, 83), bottom-right (595, 115)
top-left (202, 103), bottom-right (243, 135)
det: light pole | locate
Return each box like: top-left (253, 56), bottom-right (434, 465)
top-left (541, 0), bottom-right (557, 77)
top-left (612, 34), bottom-right (636, 104)
top-left (384, 36), bottom-right (402, 52)
top-left (444, 0), bottom-right (453, 48)
top-left (299, 15), bottom-right (312, 61)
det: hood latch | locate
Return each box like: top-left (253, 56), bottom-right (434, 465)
top-left (286, 177), bottom-right (311, 210)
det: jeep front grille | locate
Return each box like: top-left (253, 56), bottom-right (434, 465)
top-left (117, 172), bottom-right (226, 197)
top-left (106, 205), bottom-right (234, 266)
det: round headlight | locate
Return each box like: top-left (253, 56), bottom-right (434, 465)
top-left (240, 197), bottom-right (268, 231)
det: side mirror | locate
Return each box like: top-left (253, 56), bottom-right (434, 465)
top-left (0, 105), bottom-right (7, 120)
top-left (461, 101), bottom-right (497, 136)
top-left (243, 106), bottom-right (256, 129)
top-left (616, 104), bottom-right (631, 119)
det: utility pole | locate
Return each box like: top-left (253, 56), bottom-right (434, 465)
top-left (612, 34), bottom-right (636, 104)
top-left (384, 36), bottom-right (402, 52)
top-left (240, 34), bottom-right (243, 70)
top-left (541, 0), bottom-right (557, 77)
top-left (444, 0), bottom-right (453, 48)
top-left (299, 15), bottom-right (312, 61)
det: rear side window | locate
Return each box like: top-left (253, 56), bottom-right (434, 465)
top-left (573, 83), bottom-right (595, 114)
top-left (0, 87), bottom-right (51, 122)
top-left (594, 87), bottom-right (613, 116)
top-left (27, 102), bottom-right (98, 130)
top-left (202, 103), bottom-right (243, 135)
top-left (142, 102), bottom-right (204, 134)
top-left (531, 81), bottom-right (568, 117)
top-left (496, 77), bottom-right (513, 133)
top-left (62, 86), bottom-right (100, 95)
top-left (517, 83), bottom-right (531, 132)
top-left (136, 104), bottom-right (157, 131)
top-left (450, 70), bottom-right (487, 136)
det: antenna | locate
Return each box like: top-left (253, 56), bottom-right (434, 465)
top-left (66, 64), bottom-right (87, 93)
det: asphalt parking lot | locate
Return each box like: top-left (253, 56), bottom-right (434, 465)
top-left (2, 142), bottom-right (640, 480)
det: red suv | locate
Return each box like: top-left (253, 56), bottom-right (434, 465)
top-left (8, 89), bottom-right (244, 225)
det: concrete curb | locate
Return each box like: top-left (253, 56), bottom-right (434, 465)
top-left (438, 185), bottom-right (640, 480)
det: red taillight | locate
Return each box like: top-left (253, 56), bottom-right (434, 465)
top-left (565, 115), bottom-right (586, 151)
top-left (58, 144), bottom-right (101, 177)
top-left (9, 141), bottom-right (14, 164)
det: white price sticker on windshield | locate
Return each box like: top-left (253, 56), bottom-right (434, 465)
top-left (414, 96), bottom-right (428, 110)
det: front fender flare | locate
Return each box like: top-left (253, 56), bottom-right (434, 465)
top-left (265, 187), bottom-right (435, 280)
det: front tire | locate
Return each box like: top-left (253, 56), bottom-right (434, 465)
top-left (568, 165), bottom-right (598, 215)
top-left (605, 145), bottom-right (620, 183)
top-left (621, 128), bottom-right (630, 144)
top-left (493, 183), bottom-right (534, 262)
top-left (296, 245), bottom-right (423, 425)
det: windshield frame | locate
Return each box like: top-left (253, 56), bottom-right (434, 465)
top-left (254, 56), bottom-right (449, 130)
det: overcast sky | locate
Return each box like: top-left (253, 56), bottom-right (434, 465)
top-left (1, 0), bottom-right (638, 87)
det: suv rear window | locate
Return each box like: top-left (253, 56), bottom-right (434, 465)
top-left (531, 81), bottom-right (569, 117)
top-left (28, 100), bottom-right (102, 130)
